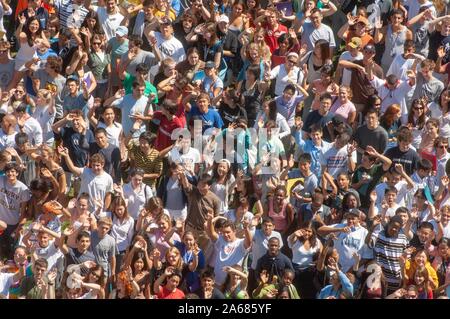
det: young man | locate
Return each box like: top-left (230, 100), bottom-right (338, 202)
top-left (318, 209), bottom-right (372, 272)
top-left (384, 128), bottom-right (420, 176)
top-left (0, 249), bottom-right (26, 298)
top-left (374, 164), bottom-right (415, 207)
top-left (335, 37), bottom-right (364, 86)
top-left (178, 172), bottom-right (220, 252)
top-left (61, 76), bottom-right (90, 117)
top-left (90, 217), bottom-right (116, 285)
top-left (296, 190), bottom-right (331, 227)
top-left (0, 114), bottom-right (18, 150)
top-left (206, 217), bottom-right (252, 286)
top-left (146, 17), bottom-right (186, 63)
top-left (254, 7), bottom-right (287, 53)
top-left (249, 217), bottom-right (283, 292)
top-left (104, 82), bottom-right (152, 139)
top-left (282, 153), bottom-right (318, 205)
top-left (89, 128), bottom-right (121, 183)
top-left (368, 186), bottom-right (400, 222)
top-left (58, 148), bottom-right (113, 212)
top-left (185, 93), bottom-right (224, 134)
top-left (19, 258), bottom-right (56, 299)
top-left (321, 132), bottom-right (357, 179)
top-left (194, 270), bottom-right (225, 299)
top-left (254, 237), bottom-right (293, 285)
top-left (120, 63), bottom-right (158, 103)
top-left (0, 163), bottom-right (30, 259)
top-left (353, 108), bottom-right (389, 163)
top-left (152, 99), bottom-right (186, 151)
top-left (90, 0), bottom-right (125, 40)
top-left (59, 230), bottom-right (96, 276)
top-left (351, 146), bottom-right (392, 209)
top-left (303, 93), bottom-right (335, 143)
top-left (119, 37), bottom-right (158, 82)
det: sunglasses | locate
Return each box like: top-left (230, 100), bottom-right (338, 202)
top-left (413, 107), bottom-right (423, 110)
top-left (287, 60), bottom-right (297, 64)
top-left (93, 42), bottom-right (102, 45)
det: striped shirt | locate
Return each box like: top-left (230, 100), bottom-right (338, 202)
top-left (370, 230), bottom-right (408, 292)
top-left (54, 0), bottom-right (89, 29)
top-left (129, 145), bottom-right (163, 189)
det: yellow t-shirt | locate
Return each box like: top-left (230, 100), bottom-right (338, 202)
top-left (152, 8), bottom-right (177, 22)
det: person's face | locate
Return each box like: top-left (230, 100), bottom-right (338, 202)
top-left (222, 226), bottom-right (235, 242)
top-left (320, 72), bottom-right (331, 83)
top-left (310, 13), bottom-right (322, 28)
top-left (95, 132), bottom-right (108, 148)
top-left (5, 169), bottom-right (18, 183)
top-left (347, 216), bottom-right (359, 228)
top-left (217, 162), bottom-right (229, 176)
top-left (441, 211), bottom-right (450, 225)
top-left (363, 48), bottom-right (375, 59)
top-left (346, 195), bottom-right (358, 208)
top-left (262, 222), bottom-right (274, 236)
top-left (38, 232), bottom-right (50, 248)
top-left (282, 89), bottom-right (295, 102)
top-left (98, 223), bottom-right (111, 237)
top-left (438, 243), bottom-right (449, 258)
top-left (139, 138), bottom-right (151, 152)
top-left (436, 142), bottom-right (448, 154)
top-left (197, 98), bottom-right (209, 112)
top-left (158, 219), bottom-right (170, 232)
top-left (133, 85), bottom-right (145, 98)
top-left (391, 14), bottom-right (403, 26)
top-left (102, 108), bottom-right (115, 123)
top-left (88, 270), bottom-right (101, 283)
top-left (268, 240), bottom-right (280, 255)
top-left (115, 205), bottom-right (126, 219)
top-left (34, 265), bottom-right (47, 280)
top-left (68, 82), bottom-right (78, 94)
top-left (310, 131), bottom-right (323, 145)
top-left (414, 251), bottom-right (427, 267)
top-left (337, 175), bottom-right (349, 188)
top-left (87, 18), bottom-right (97, 29)
top-left (302, 227), bottom-right (313, 239)
top-left (77, 236), bottom-right (91, 251)
top-left (421, 66), bottom-right (432, 79)
top-left (267, 13), bottom-right (277, 25)
top-left (188, 52), bottom-right (199, 65)
top-left (426, 123), bottom-right (438, 135)
top-left (355, 22), bottom-right (366, 34)
top-left (397, 212), bottom-right (409, 226)
top-left (247, 0), bottom-right (256, 8)
top-left (442, 21), bottom-right (450, 36)
top-left (279, 39), bottom-right (289, 50)
top-left (131, 174), bottom-right (143, 188)
top-left (197, 180), bottom-right (210, 196)
top-left (320, 98), bottom-right (332, 113)
top-left (366, 113), bottom-right (378, 129)
top-left (418, 228), bottom-right (433, 243)
top-left (386, 191), bottom-right (396, 204)
top-left (339, 88), bottom-right (349, 102)
top-left (398, 139), bottom-right (410, 152)
top-left (29, 20), bottom-right (40, 33)
top-left (283, 273), bottom-right (294, 285)
top-left (77, 199), bottom-right (89, 212)
top-left (0, 47), bottom-right (9, 59)
top-left (205, 67), bottom-right (215, 77)
top-left (275, 189), bottom-right (285, 203)
top-left (161, 23), bottom-right (173, 37)
top-left (387, 221), bottom-right (401, 237)
top-left (405, 289), bottom-right (418, 299)
top-left (218, 21), bottom-right (228, 33)
top-left (202, 277), bottom-right (214, 289)
top-left (183, 234), bottom-right (195, 248)
top-left (182, 17), bottom-right (193, 30)
top-left (91, 161), bottom-right (104, 175)
top-left (299, 161), bottom-right (310, 174)
top-left (167, 276), bottom-right (180, 290)
top-left (286, 56), bottom-right (297, 69)
top-left (106, 0), bottom-right (116, 11)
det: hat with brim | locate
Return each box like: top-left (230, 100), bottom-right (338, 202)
top-left (348, 37), bottom-right (362, 49)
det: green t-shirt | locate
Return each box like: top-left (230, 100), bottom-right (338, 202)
top-left (122, 73), bottom-right (158, 103)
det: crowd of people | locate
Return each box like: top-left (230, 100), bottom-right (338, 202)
top-left (0, 0), bottom-right (449, 300)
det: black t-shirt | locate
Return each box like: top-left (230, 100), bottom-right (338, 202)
top-left (58, 127), bottom-right (95, 172)
top-left (303, 111), bottom-right (334, 142)
top-left (384, 146), bottom-right (420, 176)
top-left (65, 248), bottom-right (96, 275)
top-left (428, 31), bottom-right (450, 64)
top-left (89, 143), bottom-right (121, 183)
top-left (173, 23), bottom-right (193, 51)
top-left (218, 102), bottom-right (248, 127)
top-left (194, 287), bottom-right (226, 299)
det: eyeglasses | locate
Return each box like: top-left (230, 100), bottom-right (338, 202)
top-left (287, 60), bottom-right (296, 64)
top-left (93, 42), bottom-right (101, 45)
top-left (438, 145), bottom-right (448, 149)
top-left (15, 90), bottom-right (25, 94)
top-left (413, 107), bottom-right (423, 110)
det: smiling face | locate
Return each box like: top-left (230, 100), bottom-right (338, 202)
top-left (29, 19), bottom-right (40, 34)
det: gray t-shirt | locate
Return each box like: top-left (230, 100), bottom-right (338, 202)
top-left (412, 73), bottom-right (444, 104)
top-left (165, 177), bottom-right (185, 211)
top-left (90, 231), bottom-right (117, 277)
top-left (0, 59), bottom-right (14, 90)
top-left (35, 70), bottom-right (66, 118)
top-left (120, 49), bottom-right (156, 78)
top-left (111, 94), bottom-right (150, 135)
top-left (412, 22), bottom-right (430, 57)
top-left (301, 22), bottom-right (336, 52)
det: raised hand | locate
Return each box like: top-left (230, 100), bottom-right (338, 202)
top-left (260, 270), bottom-right (269, 284)
top-left (438, 46), bottom-right (446, 59)
top-left (441, 175), bottom-right (449, 188)
top-left (57, 145), bottom-right (69, 157)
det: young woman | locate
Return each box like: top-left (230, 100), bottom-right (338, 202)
top-left (267, 52), bottom-right (305, 97)
top-left (228, 1), bottom-right (249, 35)
top-left (87, 34), bottom-right (111, 99)
top-left (220, 265), bottom-right (249, 299)
top-left (3, 83), bottom-right (35, 114)
top-left (122, 168), bottom-right (153, 221)
top-left (288, 221), bottom-right (323, 299)
top-left (412, 267), bottom-right (434, 299)
top-left (263, 185), bottom-right (295, 237)
top-left (233, 174), bottom-right (263, 217)
top-left (136, 196), bottom-right (169, 234)
top-left (419, 118), bottom-right (440, 154)
top-left (407, 98), bottom-right (428, 149)
top-left (317, 260), bottom-right (353, 299)
top-left (380, 104), bottom-right (402, 149)
top-left (254, 99), bottom-right (291, 139)
top-left (356, 261), bottom-right (388, 299)
top-left (299, 39), bottom-right (332, 84)
top-left (224, 195), bottom-right (256, 238)
top-left (148, 214), bottom-right (181, 260)
top-left (65, 47), bottom-right (97, 97)
top-left (330, 85), bottom-right (356, 126)
top-left (32, 89), bottom-right (56, 147)
top-left (431, 238), bottom-right (450, 289)
top-left (175, 47), bottom-right (205, 83)
top-left (88, 104), bottom-right (123, 148)
top-left (110, 197), bottom-right (135, 273)
top-left (210, 159), bottom-right (236, 214)
top-left (310, 64), bottom-right (339, 111)
top-left (402, 248), bottom-right (439, 289)
top-left (238, 64), bottom-right (265, 127)
top-left (123, 249), bottom-right (151, 299)
top-left (36, 145), bottom-right (66, 202)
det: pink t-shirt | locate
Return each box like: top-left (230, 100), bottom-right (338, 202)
top-left (330, 100), bottom-right (356, 120)
top-left (151, 229), bottom-right (181, 260)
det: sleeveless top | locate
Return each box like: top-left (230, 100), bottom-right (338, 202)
top-left (268, 198), bottom-right (288, 232)
top-left (381, 25), bottom-right (407, 72)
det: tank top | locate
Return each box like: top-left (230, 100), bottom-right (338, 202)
top-left (268, 198), bottom-right (288, 232)
top-left (381, 25), bottom-right (407, 72)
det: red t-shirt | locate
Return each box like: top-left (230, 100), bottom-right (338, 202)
top-left (264, 22), bottom-right (288, 53)
top-left (157, 286), bottom-right (185, 299)
top-left (153, 106), bottom-right (186, 151)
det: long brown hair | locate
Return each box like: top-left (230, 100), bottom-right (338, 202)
top-left (380, 104), bottom-right (401, 128)
top-left (407, 98), bottom-right (427, 129)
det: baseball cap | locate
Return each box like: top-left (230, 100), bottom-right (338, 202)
top-left (348, 37), bottom-right (362, 49)
top-left (287, 52), bottom-right (299, 60)
top-left (356, 16), bottom-right (369, 26)
top-left (205, 61), bottom-right (216, 69)
top-left (217, 15), bottom-right (229, 24)
top-left (115, 26), bottom-right (128, 37)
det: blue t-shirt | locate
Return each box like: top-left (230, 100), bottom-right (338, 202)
top-left (174, 241), bottom-right (205, 293)
top-left (188, 104), bottom-right (224, 133)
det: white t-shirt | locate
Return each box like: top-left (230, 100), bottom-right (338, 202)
top-left (0, 272), bottom-right (15, 298)
top-left (269, 64), bottom-right (303, 96)
top-left (32, 105), bottom-right (56, 145)
top-left (0, 130), bottom-right (17, 150)
top-left (111, 216), bottom-right (135, 252)
top-left (97, 122), bottom-right (122, 148)
top-left (375, 181), bottom-right (410, 207)
top-left (0, 177), bottom-right (30, 225)
top-left (289, 237), bottom-right (322, 268)
top-left (250, 229), bottom-right (283, 269)
top-left (33, 241), bottom-right (63, 272)
top-left (223, 209), bottom-right (255, 234)
top-left (154, 32), bottom-right (186, 63)
top-left (19, 116), bottom-right (43, 146)
top-left (339, 51), bottom-right (363, 86)
top-left (321, 145), bottom-right (357, 179)
top-left (94, 6), bottom-right (125, 41)
top-left (122, 182), bottom-right (153, 220)
top-left (79, 168), bottom-right (113, 211)
top-left (168, 147), bottom-right (201, 174)
top-left (330, 223), bottom-right (372, 272)
top-left (214, 237), bottom-right (249, 285)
